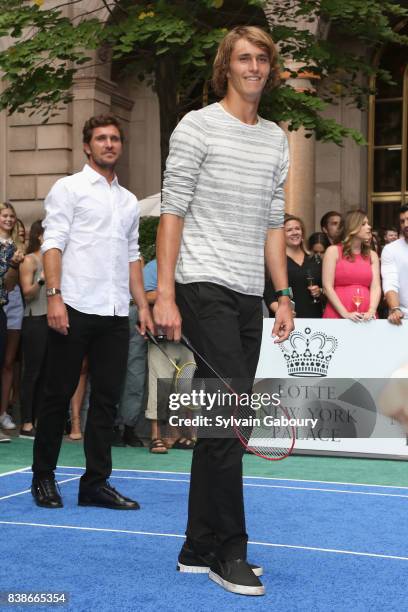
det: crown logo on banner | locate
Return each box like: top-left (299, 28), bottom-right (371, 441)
top-left (279, 327), bottom-right (338, 377)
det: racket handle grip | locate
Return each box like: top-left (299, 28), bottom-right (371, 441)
top-left (141, 325), bottom-right (168, 345)
top-left (142, 327), bottom-right (158, 346)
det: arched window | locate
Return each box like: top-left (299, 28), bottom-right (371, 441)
top-left (369, 28), bottom-right (408, 229)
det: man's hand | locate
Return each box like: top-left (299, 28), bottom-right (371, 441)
top-left (379, 375), bottom-right (408, 432)
top-left (47, 295), bottom-right (69, 335)
top-left (388, 308), bottom-right (404, 326)
top-left (272, 300), bottom-right (294, 344)
top-left (153, 295), bottom-right (182, 342)
top-left (136, 305), bottom-right (155, 337)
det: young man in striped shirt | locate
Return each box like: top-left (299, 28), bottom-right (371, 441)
top-left (154, 26), bottom-right (294, 596)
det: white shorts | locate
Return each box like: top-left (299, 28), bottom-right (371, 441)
top-left (4, 286), bottom-right (24, 330)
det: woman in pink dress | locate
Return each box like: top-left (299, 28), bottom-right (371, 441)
top-left (322, 210), bottom-right (381, 321)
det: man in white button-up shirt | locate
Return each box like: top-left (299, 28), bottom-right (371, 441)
top-left (32, 114), bottom-right (153, 510)
top-left (381, 205), bottom-right (408, 325)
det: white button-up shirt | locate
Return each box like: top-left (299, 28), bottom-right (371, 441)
top-left (381, 237), bottom-right (408, 318)
top-left (42, 164), bottom-right (141, 316)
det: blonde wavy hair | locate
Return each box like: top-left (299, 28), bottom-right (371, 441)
top-left (342, 209), bottom-right (371, 261)
top-left (212, 26), bottom-right (280, 98)
top-left (284, 215), bottom-right (310, 255)
top-left (0, 201), bottom-right (25, 251)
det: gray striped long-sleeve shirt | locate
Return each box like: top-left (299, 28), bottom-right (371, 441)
top-left (162, 102), bottom-right (289, 296)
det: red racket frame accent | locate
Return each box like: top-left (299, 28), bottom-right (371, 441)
top-left (180, 334), bottom-right (296, 460)
top-left (232, 402), bottom-right (296, 461)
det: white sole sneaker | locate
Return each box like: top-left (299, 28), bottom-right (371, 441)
top-left (0, 417), bottom-right (16, 430)
top-left (178, 562), bottom-right (263, 577)
top-left (208, 570), bottom-right (265, 596)
top-left (177, 562), bottom-right (209, 573)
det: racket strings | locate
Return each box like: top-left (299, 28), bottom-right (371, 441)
top-left (174, 361), bottom-right (197, 395)
top-left (234, 401), bottom-right (295, 461)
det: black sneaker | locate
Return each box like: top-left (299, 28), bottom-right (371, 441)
top-left (112, 427), bottom-right (126, 447)
top-left (31, 477), bottom-right (63, 508)
top-left (123, 426), bottom-right (143, 447)
top-left (177, 543), bottom-right (263, 576)
top-left (208, 558), bottom-right (265, 596)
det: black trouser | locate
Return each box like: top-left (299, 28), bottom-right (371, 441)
top-left (32, 306), bottom-right (129, 490)
top-left (176, 282), bottom-right (263, 561)
top-left (20, 315), bottom-right (48, 425)
top-left (0, 307), bottom-right (6, 369)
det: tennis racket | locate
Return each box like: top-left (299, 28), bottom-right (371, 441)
top-left (145, 330), bottom-right (197, 395)
top-left (180, 334), bottom-right (295, 460)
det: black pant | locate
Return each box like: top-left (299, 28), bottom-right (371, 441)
top-left (32, 306), bottom-right (129, 489)
top-left (0, 307), bottom-right (6, 369)
top-left (176, 282), bottom-right (263, 560)
top-left (21, 315), bottom-right (48, 425)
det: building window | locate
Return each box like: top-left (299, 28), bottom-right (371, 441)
top-left (369, 31), bottom-right (408, 229)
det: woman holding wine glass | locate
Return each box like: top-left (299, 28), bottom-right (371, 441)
top-left (264, 215), bottom-right (323, 318)
top-left (322, 209), bottom-right (381, 321)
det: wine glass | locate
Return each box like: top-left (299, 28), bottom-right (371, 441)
top-left (352, 287), bottom-right (364, 313)
top-left (306, 270), bottom-right (319, 304)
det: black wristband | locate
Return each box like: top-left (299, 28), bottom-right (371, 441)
top-left (8, 263), bottom-right (18, 270)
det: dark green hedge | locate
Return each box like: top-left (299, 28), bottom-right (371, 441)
top-left (139, 216), bottom-right (159, 263)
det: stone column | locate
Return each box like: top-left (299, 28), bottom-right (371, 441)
top-left (281, 61), bottom-right (318, 237)
top-left (0, 103), bottom-right (7, 202)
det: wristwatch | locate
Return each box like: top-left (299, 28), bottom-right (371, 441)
top-left (390, 307), bottom-right (402, 313)
top-left (46, 288), bottom-right (61, 297)
top-left (276, 287), bottom-right (294, 299)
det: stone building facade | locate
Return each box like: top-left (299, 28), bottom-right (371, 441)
top-left (0, 1), bottom-right (406, 235)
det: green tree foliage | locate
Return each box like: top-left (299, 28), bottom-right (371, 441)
top-left (139, 216), bottom-right (159, 262)
top-left (0, 0), bottom-right (407, 157)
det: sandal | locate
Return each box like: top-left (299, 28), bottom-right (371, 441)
top-left (149, 438), bottom-right (168, 454)
top-left (172, 437), bottom-right (195, 450)
top-left (69, 416), bottom-right (82, 441)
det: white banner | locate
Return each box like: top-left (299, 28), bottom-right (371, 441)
top-left (255, 319), bottom-right (408, 459)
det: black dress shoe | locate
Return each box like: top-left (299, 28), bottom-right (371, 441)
top-left (123, 426), bottom-right (143, 447)
top-left (78, 482), bottom-right (140, 510)
top-left (31, 477), bottom-right (63, 508)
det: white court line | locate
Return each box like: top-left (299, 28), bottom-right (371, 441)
top-left (0, 519), bottom-right (407, 562)
top-left (244, 483), bottom-right (408, 499)
top-left (50, 466), bottom-right (408, 492)
top-left (54, 473), bottom-right (191, 484)
top-left (0, 476), bottom-right (80, 502)
top-left (41, 472), bottom-right (408, 499)
top-left (0, 467), bottom-right (31, 478)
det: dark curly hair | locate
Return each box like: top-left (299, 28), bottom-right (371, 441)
top-left (82, 114), bottom-right (124, 145)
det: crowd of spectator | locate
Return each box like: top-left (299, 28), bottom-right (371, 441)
top-left (0, 204), bottom-right (407, 446)
top-left (265, 208), bottom-right (406, 325)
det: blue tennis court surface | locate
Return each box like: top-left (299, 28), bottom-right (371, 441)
top-left (0, 466), bottom-right (407, 611)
